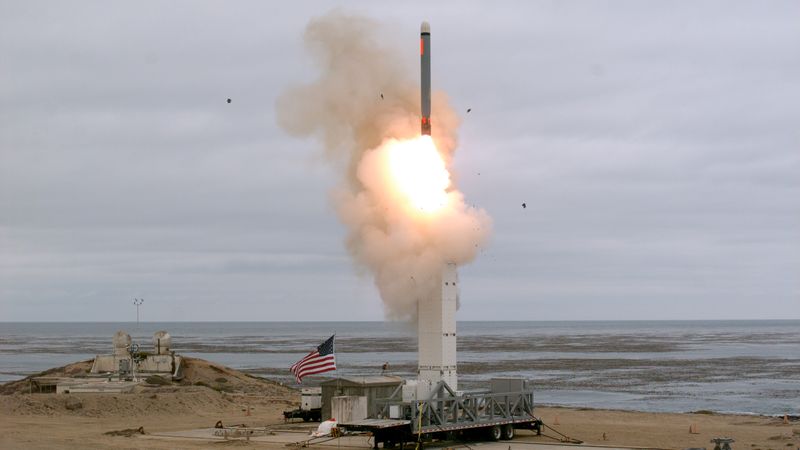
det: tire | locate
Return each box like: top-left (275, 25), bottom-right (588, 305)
top-left (501, 424), bottom-right (514, 440)
top-left (488, 425), bottom-right (502, 441)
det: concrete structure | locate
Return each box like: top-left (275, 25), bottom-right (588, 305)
top-left (56, 380), bottom-right (139, 394)
top-left (113, 331), bottom-right (131, 356)
top-left (29, 377), bottom-right (140, 394)
top-left (320, 376), bottom-right (403, 421)
top-left (417, 262), bottom-right (458, 398)
top-left (90, 330), bottom-right (182, 381)
top-left (152, 330), bottom-right (171, 355)
top-left (30, 330), bottom-right (181, 394)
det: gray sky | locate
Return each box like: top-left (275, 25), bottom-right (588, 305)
top-left (1, 1), bottom-right (798, 321)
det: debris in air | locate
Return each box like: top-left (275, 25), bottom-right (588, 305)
top-left (467, 108), bottom-right (471, 113)
top-left (380, 93), bottom-right (384, 99)
top-left (522, 203), bottom-right (527, 209)
top-left (226, 98), bottom-right (232, 104)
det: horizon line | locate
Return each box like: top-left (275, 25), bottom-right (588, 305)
top-left (2, 318), bottom-right (799, 324)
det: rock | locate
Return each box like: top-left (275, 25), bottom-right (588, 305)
top-left (104, 427), bottom-right (145, 436)
top-left (65, 397), bottom-right (83, 411)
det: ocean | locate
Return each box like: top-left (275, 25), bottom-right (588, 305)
top-left (1, 320), bottom-right (798, 416)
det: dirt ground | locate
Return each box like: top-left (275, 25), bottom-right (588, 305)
top-left (1, 358), bottom-right (797, 449)
top-left (534, 406), bottom-right (799, 449)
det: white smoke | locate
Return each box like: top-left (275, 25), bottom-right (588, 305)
top-left (277, 12), bottom-right (491, 319)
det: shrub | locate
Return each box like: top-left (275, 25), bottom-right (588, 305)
top-left (145, 375), bottom-right (171, 385)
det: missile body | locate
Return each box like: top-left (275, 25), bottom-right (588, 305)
top-left (420, 21), bottom-right (431, 136)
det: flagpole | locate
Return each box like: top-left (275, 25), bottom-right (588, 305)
top-left (334, 333), bottom-right (341, 395)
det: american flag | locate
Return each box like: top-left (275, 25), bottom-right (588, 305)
top-left (290, 335), bottom-right (336, 383)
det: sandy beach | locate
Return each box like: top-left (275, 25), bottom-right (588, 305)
top-left (1, 397), bottom-right (796, 449)
top-left (1, 358), bottom-right (797, 450)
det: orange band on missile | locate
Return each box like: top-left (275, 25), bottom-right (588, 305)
top-left (420, 38), bottom-right (424, 55)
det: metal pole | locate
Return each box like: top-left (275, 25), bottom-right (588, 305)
top-left (133, 298), bottom-right (144, 329)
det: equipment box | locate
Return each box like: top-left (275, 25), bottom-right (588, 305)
top-left (490, 378), bottom-right (528, 394)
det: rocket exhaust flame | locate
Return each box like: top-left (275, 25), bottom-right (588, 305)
top-left (277, 13), bottom-right (491, 319)
top-left (386, 136), bottom-right (449, 213)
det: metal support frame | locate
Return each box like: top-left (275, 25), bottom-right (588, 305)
top-left (375, 381), bottom-right (535, 434)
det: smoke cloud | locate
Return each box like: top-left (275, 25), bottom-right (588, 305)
top-left (277, 12), bottom-right (491, 319)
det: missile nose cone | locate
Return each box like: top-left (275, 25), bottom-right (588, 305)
top-left (421, 21), bottom-right (430, 33)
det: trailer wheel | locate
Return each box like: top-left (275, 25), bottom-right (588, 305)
top-left (501, 424), bottom-right (514, 440)
top-left (303, 416), bottom-right (311, 422)
top-left (488, 425), bottom-right (502, 441)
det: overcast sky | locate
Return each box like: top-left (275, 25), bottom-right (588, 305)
top-left (1, 1), bottom-right (798, 321)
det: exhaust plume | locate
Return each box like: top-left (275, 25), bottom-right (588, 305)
top-left (277, 12), bottom-right (491, 319)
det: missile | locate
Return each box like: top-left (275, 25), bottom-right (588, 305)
top-left (420, 21), bottom-right (431, 136)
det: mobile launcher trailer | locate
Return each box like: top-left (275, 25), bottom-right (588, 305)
top-left (338, 378), bottom-right (542, 449)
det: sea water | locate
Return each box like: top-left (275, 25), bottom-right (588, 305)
top-left (1, 320), bottom-right (797, 415)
